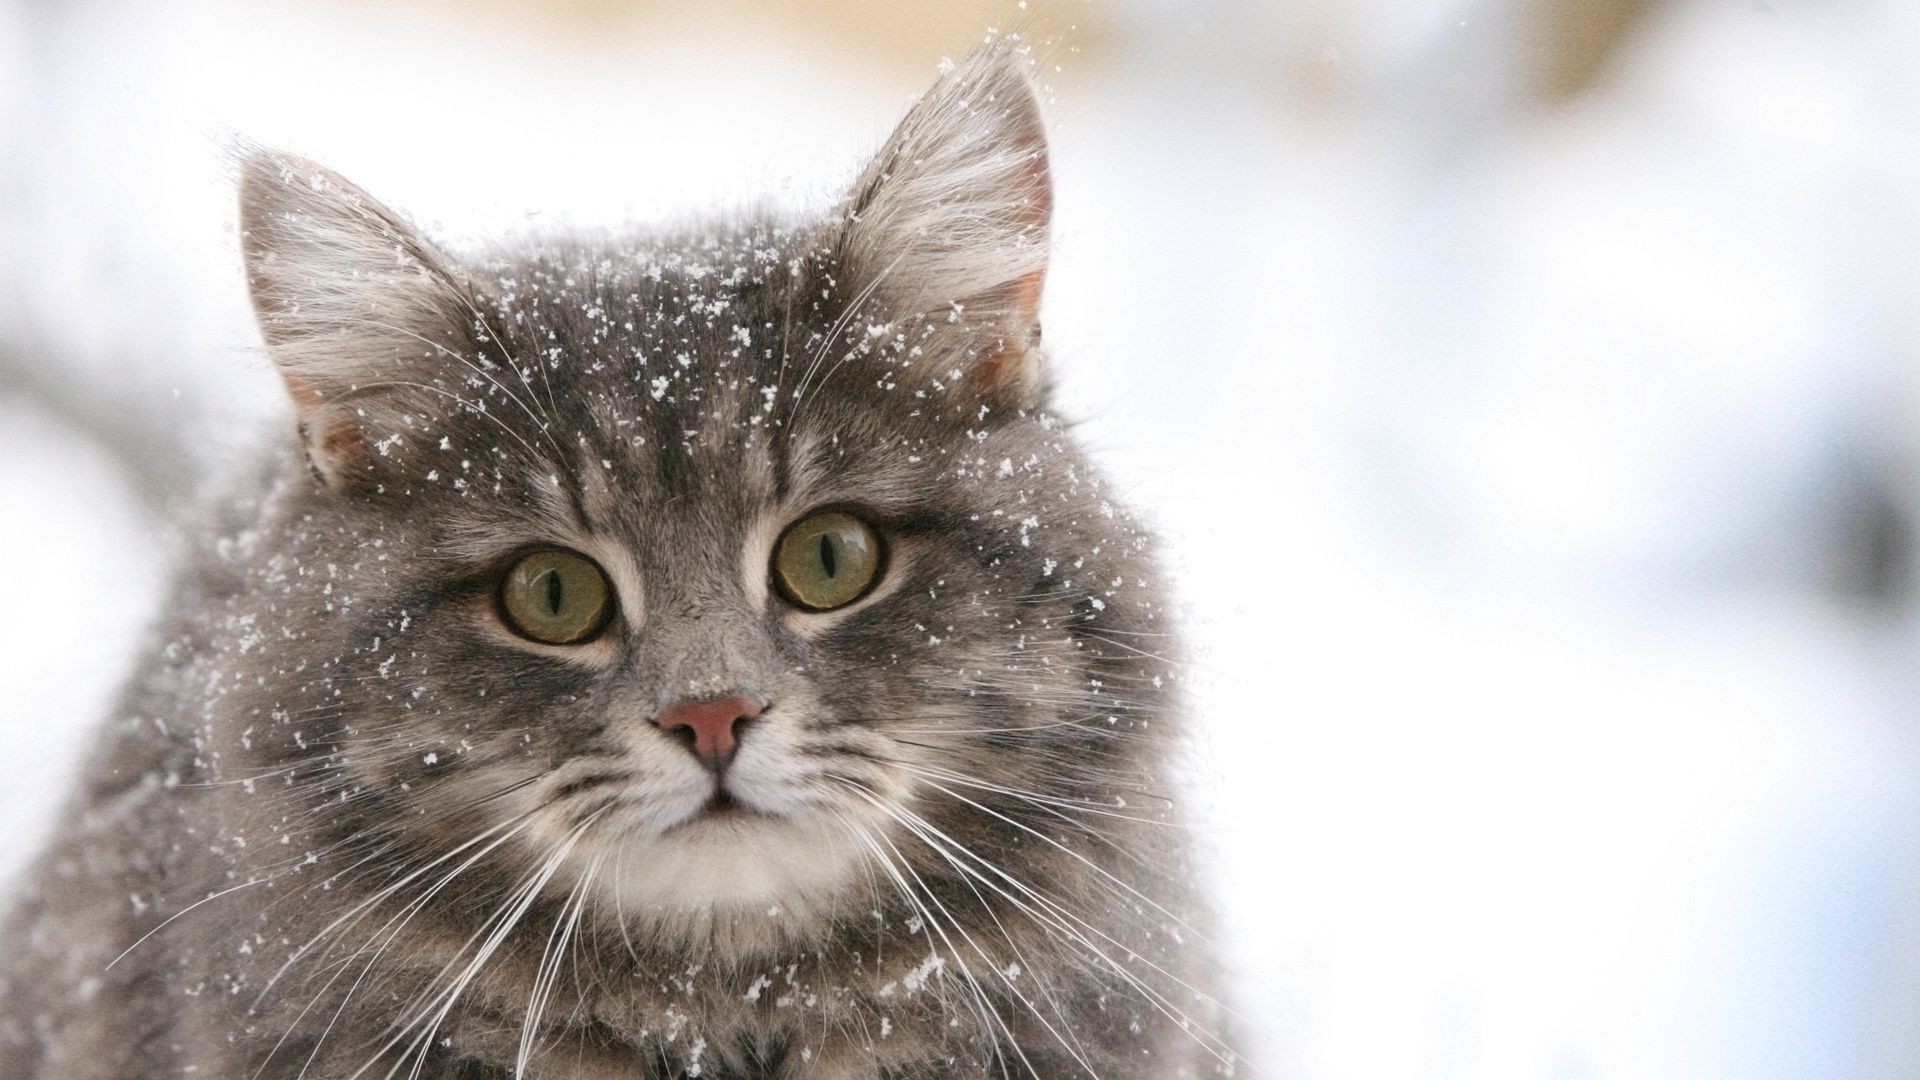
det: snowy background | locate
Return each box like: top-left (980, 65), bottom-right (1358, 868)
top-left (5, 0), bottom-right (1920, 1076)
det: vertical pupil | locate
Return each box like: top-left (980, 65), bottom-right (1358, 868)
top-left (819, 533), bottom-right (837, 578)
top-left (544, 568), bottom-right (564, 615)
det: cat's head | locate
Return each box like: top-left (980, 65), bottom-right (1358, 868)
top-left (231, 46), bottom-right (1173, 939)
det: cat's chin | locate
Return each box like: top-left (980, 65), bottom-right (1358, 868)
top-left (589, 807), bottom-right (866, 918)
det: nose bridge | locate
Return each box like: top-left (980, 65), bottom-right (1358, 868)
top-left (627, 501), bottom-right (774, 706)
top-left (632, 585), bottom-right (775, 709)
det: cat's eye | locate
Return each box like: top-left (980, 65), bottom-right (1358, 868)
top-left (773, 510), bottom-right (885, 611)
top-left (498, 549), bottom-right (614, 644)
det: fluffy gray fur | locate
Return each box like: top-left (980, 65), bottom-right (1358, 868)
top-left (0, 46), bottom-right (1236, 1079)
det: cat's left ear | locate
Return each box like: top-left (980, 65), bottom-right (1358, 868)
top-left (839, 45), bottom-right (1053, 410)
top-left (238, 151), bottom-right (476, 491)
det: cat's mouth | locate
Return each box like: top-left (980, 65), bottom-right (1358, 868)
top-left (667, 787), bottom-right (776, 832)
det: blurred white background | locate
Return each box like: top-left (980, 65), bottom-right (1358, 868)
top-left (5, 0), bottom-right (1920, 1076)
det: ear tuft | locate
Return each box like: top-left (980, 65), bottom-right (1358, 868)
top-left (238, 151), bottom-right (474, 489)
top-left (839, 43), bottom-right (1054, 408)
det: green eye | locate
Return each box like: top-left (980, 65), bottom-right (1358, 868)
top-left (498, 549), bottom-right (613, 644)
top-left (773, 511), bottom-right (884, 611)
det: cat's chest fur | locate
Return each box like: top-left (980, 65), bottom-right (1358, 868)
top-left (114, 787), bottom-right (1166, 1078)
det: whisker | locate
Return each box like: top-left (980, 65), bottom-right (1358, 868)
top-left (847, 783), bottom-right (1238, 1069)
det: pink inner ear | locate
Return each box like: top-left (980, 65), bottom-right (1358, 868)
top-left (291, 404), bottom-right (372, 489)
top-left (962, 267), bottom-right (1048, 409)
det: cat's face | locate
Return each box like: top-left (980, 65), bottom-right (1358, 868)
top-left (233, 52), bottom-right (1168, 933)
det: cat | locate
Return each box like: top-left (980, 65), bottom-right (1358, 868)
top-left (0, 44), bottom-right (1237, 1079)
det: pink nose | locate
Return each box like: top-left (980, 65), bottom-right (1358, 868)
top-left (653, 692), bottom-right (767, 766)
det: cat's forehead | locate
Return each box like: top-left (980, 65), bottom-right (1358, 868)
top-left (489, 224), bottom-right (813, 327)
top-left (446, 227), bottom-right (929, 533)
top-left (491, 232), bottom-right (781, 407)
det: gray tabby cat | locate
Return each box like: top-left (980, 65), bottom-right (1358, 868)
top-left (0, 46), bottom-right (1236, 1079)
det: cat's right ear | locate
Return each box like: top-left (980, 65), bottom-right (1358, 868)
top-left (837, 45), bottom-right (1053, 411)
top-left (238, 151), bottom-right (473, 491)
